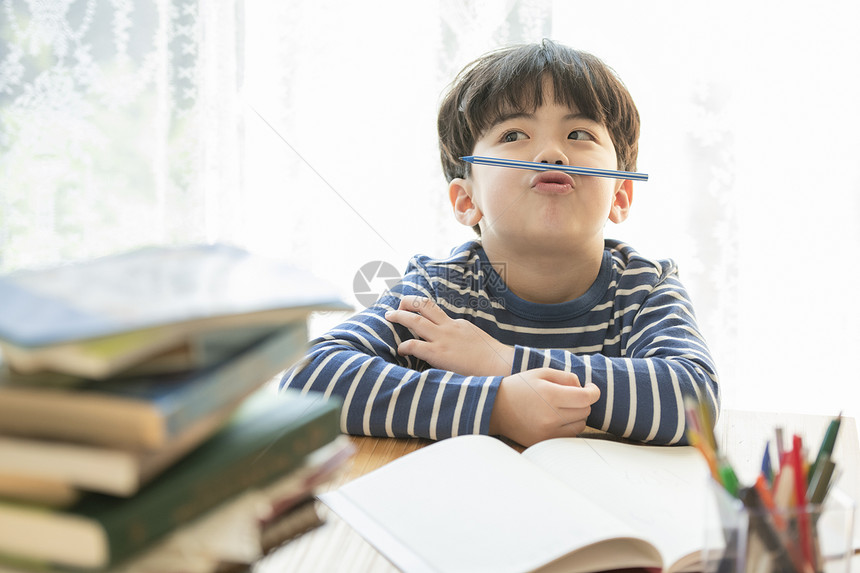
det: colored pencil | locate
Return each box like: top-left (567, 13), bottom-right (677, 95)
top-left (460, 156), bottom-right (649, 182)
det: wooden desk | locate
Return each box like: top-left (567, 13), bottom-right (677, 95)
top-left (257, 411), bottom-right (860, 572)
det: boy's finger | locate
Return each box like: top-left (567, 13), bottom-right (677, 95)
top-left (533, 369), bottom-right (600, 405)
top-left (547, 381), bottom-right (601, 409)
top-left (534, 367), bottom-right (581, 387)
top-left (581, 381), bottom-right (601, 404)
top-left (545, 419), bottom-right (588, 439)
top-left (558, 418), bottom-right (589, 435)
top-left (385, 309), bottom-right (433, 338)
top-left (397, 296), bottom-right (446, 323)
top-left (396, 338), bottom-right (429, 359)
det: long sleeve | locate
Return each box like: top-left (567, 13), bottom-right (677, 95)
top-left (280, 263), bottom-right (502, 440)
top-left (281, 240), bottom-right (719, 445)
top-left (508, 264), bottom-right (718, 445)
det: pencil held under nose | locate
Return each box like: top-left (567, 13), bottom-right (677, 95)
top-left (460, 155), bottom-right (650, 182)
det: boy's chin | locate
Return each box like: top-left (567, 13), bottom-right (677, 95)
top-left (509, 233), bottom-right (603, 253)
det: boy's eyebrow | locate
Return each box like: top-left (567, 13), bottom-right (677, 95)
top-left (490, 110), bottom-right (594, 127)
top-left (492, 111), bottom-right (533, 124)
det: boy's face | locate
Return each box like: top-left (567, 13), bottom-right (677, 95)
top-left (449, 83), bottom-right (633, 257)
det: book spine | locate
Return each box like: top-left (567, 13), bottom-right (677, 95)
top-left (99, 400), bottom-right (341, 567)
top-left (163, 323), bottom-right (307, 437)
top-left (0, 324), bottom-right (310, 450)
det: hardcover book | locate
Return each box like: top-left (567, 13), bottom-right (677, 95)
top-left (0, 389), bottom-right (343, 571)
top-left (0, 322), bottom-right (309, 449)
top-left (0, 244), bottom-right (350, 378)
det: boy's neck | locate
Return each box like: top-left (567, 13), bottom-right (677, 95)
top-left (481, 239), bottom-right (605, 305)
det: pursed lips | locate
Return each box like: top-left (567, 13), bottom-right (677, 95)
top-left (531, 171), bottom-right (575, 194)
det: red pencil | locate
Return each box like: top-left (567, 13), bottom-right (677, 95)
top-left (790, 435), bottom-right (814, 570)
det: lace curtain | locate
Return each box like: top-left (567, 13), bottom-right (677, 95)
top-left (2, 0), bottom-right (859, 417)
top-left (0, 0), bottom-right (241, 269)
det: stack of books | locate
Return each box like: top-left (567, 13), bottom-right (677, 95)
top-left (0, 245), bottom-right (352, 572)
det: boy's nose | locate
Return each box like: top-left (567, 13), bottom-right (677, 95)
top-left (533, 146), bottom-right (569, 166)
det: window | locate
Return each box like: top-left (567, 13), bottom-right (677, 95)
top-left (2, 0), bottom-right (858, 417)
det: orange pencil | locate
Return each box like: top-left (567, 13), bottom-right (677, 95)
top-left (754, 474), bottom-right (786, 531)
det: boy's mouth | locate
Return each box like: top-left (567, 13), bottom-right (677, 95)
top-left (531, 171), bottom-right (574, 194)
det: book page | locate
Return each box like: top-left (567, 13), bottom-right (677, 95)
top-left (522, 437), bottom-right (715, 571)
top-left (321, 435), bottom-right (663, 573)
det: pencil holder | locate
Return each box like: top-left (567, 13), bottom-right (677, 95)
top-left (702, 479), bottom-right (855, 573)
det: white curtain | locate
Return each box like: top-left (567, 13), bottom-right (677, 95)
top-left (2, 0), bottom-right (859, 419)
top-left (0, 0), bottom-right (242, 268)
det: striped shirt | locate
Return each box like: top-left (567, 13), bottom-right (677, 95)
top-left (281, 239), bottom-right (719, 445)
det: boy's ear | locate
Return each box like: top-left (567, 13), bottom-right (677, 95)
top-left (608, 179), bottom-right (633, 224)
top-left (449, 178), bottom-right (483, 227)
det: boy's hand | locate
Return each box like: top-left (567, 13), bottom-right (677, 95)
top-left (385, 295), bottom-right (514, 377)
top-left (488, 368), bottom-right (600, 447)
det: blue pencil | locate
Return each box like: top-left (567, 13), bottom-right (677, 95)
top-left (460, 155), bottom-right (649, 182)
top-left (761, 441), bottom-right (774, 485)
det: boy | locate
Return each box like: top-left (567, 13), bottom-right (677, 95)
top-left (282, 39), bottom-right (719, 447)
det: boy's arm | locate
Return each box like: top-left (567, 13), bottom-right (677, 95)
top-left (507, 272), bottom-right (719, 446)
top-left (280, 273), bottom-right (504, 441)
top-left (390, 268), bottom-right (718, 446)
top-left (283, 274), bottom-right (599, 445)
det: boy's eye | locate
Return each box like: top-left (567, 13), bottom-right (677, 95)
top-left (568, 130), bottom-right (594, 141)
top-left (501, 130), bottom-right (527, 143)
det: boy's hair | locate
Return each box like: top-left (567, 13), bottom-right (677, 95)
top-left (438, 39), bottom-right (640, 184)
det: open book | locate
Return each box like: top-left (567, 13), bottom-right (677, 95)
top-left (321, 434), bottom-right (717, 573)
